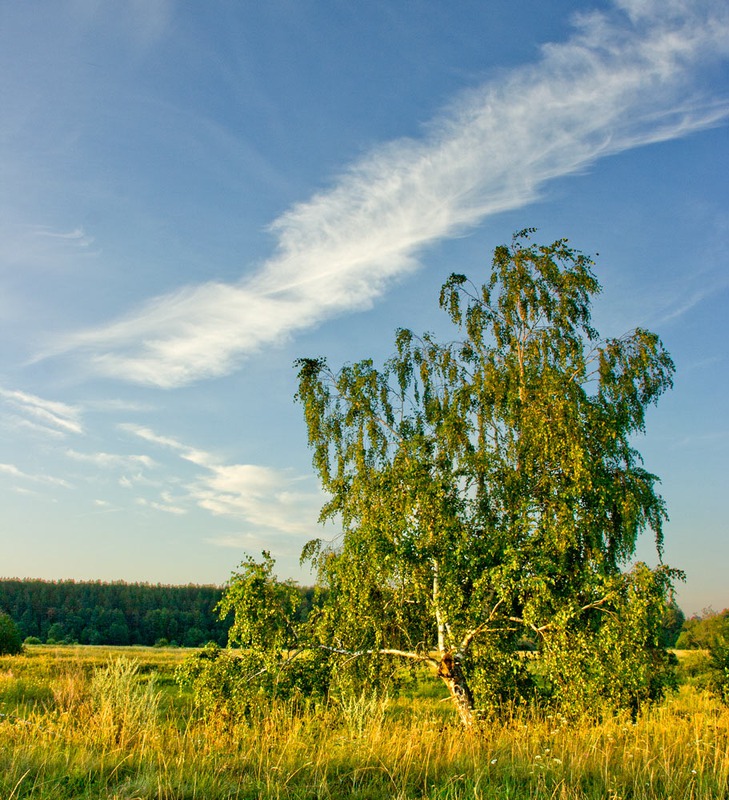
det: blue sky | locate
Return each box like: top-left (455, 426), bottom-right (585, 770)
top-left (0, 0), bottom-right (727, 614)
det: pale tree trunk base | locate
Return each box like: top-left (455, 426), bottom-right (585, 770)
top-left (437, 651), bottom-right (475, 727)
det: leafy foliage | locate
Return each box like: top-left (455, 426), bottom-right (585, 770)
top-left (176, 643), bottom-right (332, 722)
top-left (0, 611), bottom-right (22, 655)
top-left (536, 563), bottom-right (679, 715)
top-left (0, 578), bottom-right (233, 646)
top-left (176, 643), bottom-right (269, 720)
top-left (677, 608), bottom-right (729, 650)
top-left (215, 232), bottom-right (679, 722)
top-left (660, 597), bottom-right (685, 648)
top-left (177, 557), bottom-right (332, 721)
top-left (216, 552), bottom-right (301, 664)
top-left (676, 609), bottom-right (729, 702)
top-left (290, 231), bottom-right (679, 718)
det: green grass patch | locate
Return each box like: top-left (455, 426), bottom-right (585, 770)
top-left (0, 645), bottom-right (726, 798)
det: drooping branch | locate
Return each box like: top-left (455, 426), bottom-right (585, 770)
top-left (507, 593), bottom-right (618, 639)
top-left (320, 644), bottom-right (439, 669)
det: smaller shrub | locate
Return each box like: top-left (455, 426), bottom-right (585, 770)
top-left (0, 612), bottom-right (22, 655)
top-left (176, 643), bottom-right (332, 722)
top-left (708, 639), bottom-right (729, 703)
top-left (176, 643), bottom-right (268, 721)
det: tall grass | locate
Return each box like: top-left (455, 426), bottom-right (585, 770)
top-left (0, 646), bottom-right (727, 799)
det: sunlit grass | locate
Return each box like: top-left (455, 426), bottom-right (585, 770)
top-left (0, 646), bottom-right (727, 798)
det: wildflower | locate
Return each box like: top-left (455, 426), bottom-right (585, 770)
top-left (490, 758), bottom-right (498, 765)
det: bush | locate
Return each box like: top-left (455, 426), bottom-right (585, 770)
top-left (709, 639), bottom-right (729, 703)
top-left (176, 643), bottom-right (332, 722)
top-left (176, 643), bottom-right (268, 721)
top-left (0, 612), bottom-right (22, 655)
top-left (676, 608), bottom-right (729, 650)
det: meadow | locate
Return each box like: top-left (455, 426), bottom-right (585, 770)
top-left (0, 645), bottom-right (728, 799)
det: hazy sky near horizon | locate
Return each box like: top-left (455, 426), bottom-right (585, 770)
top-left (1, 0), bottom-right (727, 614)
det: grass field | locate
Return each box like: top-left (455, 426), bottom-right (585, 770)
top-left (0, 645), bottom-right (728, 799)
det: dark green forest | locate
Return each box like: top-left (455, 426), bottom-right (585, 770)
top-left (0, 576), bottom-right (718, 652)
top-left (0, 579), bottom-right (232, 647)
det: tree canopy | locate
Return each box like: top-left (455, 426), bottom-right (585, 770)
top-left (219, 231), bottom-right (680, 724)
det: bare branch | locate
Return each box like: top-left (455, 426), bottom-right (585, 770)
top-left (459, 597), bottom-right (505, 653)
top-left (319, 644), bottom-right (439, 669)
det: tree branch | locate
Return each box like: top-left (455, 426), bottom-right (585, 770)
top-left (459, 597), bottom-right (505, 653)
top-left (319, 644), bottom-right (439, 669)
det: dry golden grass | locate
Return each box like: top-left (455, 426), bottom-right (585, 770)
top-left (0, 646), bottom-right (727, 799)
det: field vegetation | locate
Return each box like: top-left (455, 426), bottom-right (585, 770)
top-left (3, 234), bottom-right (725, 797)
top-left (0, 644), bottom-right (728, 799)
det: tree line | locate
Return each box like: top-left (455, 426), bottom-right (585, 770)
top-left (0, 578), bottom-right (232, 647)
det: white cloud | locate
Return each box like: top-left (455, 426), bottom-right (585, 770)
top-left (0, 388), bottom-right (83, 436)
top-left (119, 423), bottom-right (216, 467)
top-left (33, 226), bottom-right (95, 248)
top-left (0, 463), bottom-right (27, 479)
top-left (65, 449), bottom-right (156, 470)
top-left (0, 224), bottom-right (101, 276)
top-left (120, 423), bottom-right (321, 534)
top-left (119, 423), bottom-right (186, 450)
top-left (45, 0), bottom-right (729, 387)
top-left (189, 463), bottom-right (321, 536)
top-left (0, 462), bottom-right (72, 488)
top-left (136, 496), bottom-right (188, 516)
top-left (6, 416), bottom-right (67, 439)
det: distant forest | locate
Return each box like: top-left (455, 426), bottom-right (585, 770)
top-left (0, 579), bottom-right (234, 647)
top-left (0, 578), bottom-right (711, 650)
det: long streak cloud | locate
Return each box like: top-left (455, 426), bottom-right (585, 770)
top-left (47, 0), bottom-right (729, 388)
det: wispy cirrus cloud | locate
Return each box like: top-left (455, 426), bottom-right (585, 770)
top-left (33, 226), bottom-right (95, 248)
top-left (43, 0), bottom-right (729, 388)
top-left (120, 423), bottom-right (321, 535)
top-left (65, 449), bottom-right (156, 470)
top-left (0, 462), bottom-right (72, 488)
top-left (0, 225), bottom-right (101, 276)
top-left (0, 388), bottom-right (83, 436)
top-left (118, 423), bottom-right (215, 468)
top-left (136, 494), bottom-right (188, 516)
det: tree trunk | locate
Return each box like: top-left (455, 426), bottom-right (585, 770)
top-left (437, 651), bottom-right (475, 727)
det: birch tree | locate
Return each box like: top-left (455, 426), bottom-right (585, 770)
top-left (288, 231), bottom-right (678, 724)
